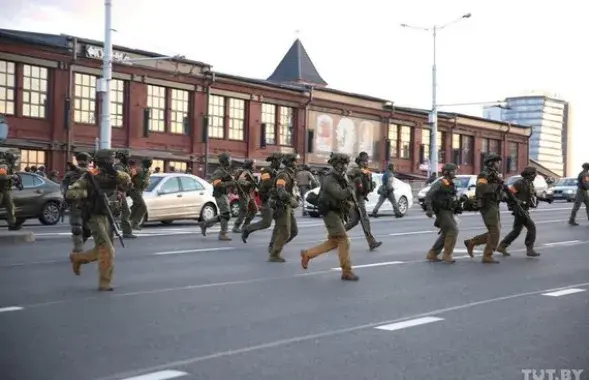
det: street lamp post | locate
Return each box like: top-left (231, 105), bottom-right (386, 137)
top-left (98, 0), bottom-right (185, 149)
top-left (401, 13), bottom-right (471, 178)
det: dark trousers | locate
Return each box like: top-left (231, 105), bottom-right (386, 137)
top-left (500, 213), bottom-right (536, 249)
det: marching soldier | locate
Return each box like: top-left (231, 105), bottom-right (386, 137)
top-left (0, 151), bottom-right (22, 230)
top-left (345, 151), bottom-right (382, 250)
top-left (62, 152), bottom-right (92, 252)
top-left (464, 153), bottom-right (504, 264)
top-left (129, 157), bottom-right (152, 229)
top-left (241, 153), bottom-right (282, 246)
top-left (425, 163), bottom-right (460, 264)
top-left (498, 166), bottom-right (553, 257)
top-left (67, 149), bottom-right (131, 291)
top-left (568, 162), bottom-right (589, 226)
top-left (232, 159), bottom-right (258, 233)
top-left (199, 152), bottom-right (235, 240)
top-left (300, 153), bottom-right (358, 281)
top-left (267, 153), bottom-right (300, 262)
top-left (114, 150), bottom-right (137, 238)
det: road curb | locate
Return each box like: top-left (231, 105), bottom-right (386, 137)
top-left (0, 231), bottom-right (36, 244)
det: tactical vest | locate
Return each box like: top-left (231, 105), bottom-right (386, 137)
top-left (431, 178), bottom-right (456, 212)
top-left (258, 167), bottom-right (276, 202)
top-left (87, 170), bottom-right (121, 216)
top-left (0, 159), bottom-right (14, 191)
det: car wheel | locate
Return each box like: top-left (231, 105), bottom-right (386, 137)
top-left (540, 191), bottom-right (547, 198)
top-left (567, 199), bottom-right (573, 202)
top-left (230, 200), bottom-right (240, 217)
top-left (200, 202), bottom-right (218, 221)
top-left (160, 220), bottom-right (174, 225)
top-left (397, 196), bottom-right (409, 215)
top-left (39, 201), bottom-right (61, 225)
top-left (308, 212), bottom-right (320, 218)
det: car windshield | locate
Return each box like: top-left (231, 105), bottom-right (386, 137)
top-left (505, 176), bottom-right (520, 185)
top-left (555, 178), bottom-right (577, 186)
top-left (145, 176), bottom-right (163, 192)
top-left (432, 176), bottom-right (470, 188)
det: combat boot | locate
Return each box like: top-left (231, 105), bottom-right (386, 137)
top-left (526, 247), bottom-right (540, 257)
top-left (268, 254), bottom-right (286, 263)
top-left (496, 244), bottom-right (511, 256)
top-left (232, 226), bottom-right (242, 233)
top-left (441, 252), bottom-right (455, 264)
top-left (368, 239), bottom-right (382, 251)
top-left (481, 252), bottom-right (499, 264)
top-left (241, 229), bottom-right (250, 243)
top-left (569, 219), bottom-right (579, 226)
top-left (426, 250), bottom-right (441, 262)
top-left (464, 239), bottom-right (475, 258)
top-left (341, 271), bottom-right (359, 281)
top-left (69, 252), bottom-right (91, 275)
top-left (218, 232), bottom-right (232, 241)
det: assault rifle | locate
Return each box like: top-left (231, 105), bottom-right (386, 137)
top-left (85, 169), bottom-right (125, 248)
top-left (502, 184), bottom-right (530, 220)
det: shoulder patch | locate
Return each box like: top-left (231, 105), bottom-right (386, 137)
top-left (276, 179), bottom-right (286, 186)
top-left (477, 177), bottom-right (488, 185)
top-left (361, 168), bottom-right (370, 174)
top-left (584, 176), bottom-right (589, 183)
top-left (261, 173), bottom-right (271, 180)
top-left (90, 168), bottom-right (100, 175)
top-left (508, 185), bottom-right (517, 194)
top-left (212, 179), bottom-right (222, 186)
top-left (441, 178), bottom-right (450, 186)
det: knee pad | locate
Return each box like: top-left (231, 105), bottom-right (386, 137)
top-left (71, 225), bottom-right (83, 236)
top-left (221, 212), bottom-right (231, 221)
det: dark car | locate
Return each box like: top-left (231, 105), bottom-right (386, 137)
top-left (0, 172), bottom-right (63, 226)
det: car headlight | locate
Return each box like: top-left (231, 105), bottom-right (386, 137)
top-left (546, 188), bottom-right (554, 194)
top-left (565, 189), bottom-right (574, 194)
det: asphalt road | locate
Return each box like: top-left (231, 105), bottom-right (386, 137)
top-left (1, 202), bottom-right (588, 380)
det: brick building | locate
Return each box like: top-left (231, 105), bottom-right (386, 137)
top-left (0, 28), bottom-right (531, 179)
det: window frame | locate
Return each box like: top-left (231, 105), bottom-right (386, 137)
top-left (147, 84), bottom-right (167, 132)
top-left (208, 95), bottom-right (225, 139)
top-left (73, 73), bottom-right (97, 124)
top-left (228, 98), bottom-right (245, 141)
top-left (110, 78), bottom-right (125, 128)
top-left (0, 60), bottom-right (16, 116)
top-left (22, 64), bottom-right (49, 119)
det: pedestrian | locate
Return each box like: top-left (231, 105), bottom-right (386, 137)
top-left (371, 163), bottom-right (403, 218)
top-left (300, 152), bottom-right (358, 281)
top-left (199, 152), bottom-right (235, 240)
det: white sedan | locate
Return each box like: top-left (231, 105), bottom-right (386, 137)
top-left (304, 172), bottom-right (414, 217)
top-left (127, 173), bottom-right (218, 226)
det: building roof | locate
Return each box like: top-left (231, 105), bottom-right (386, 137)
top-left (0, 28), bottom-right (211, 68)
top-left (266, 39), bottom-right (328, 87)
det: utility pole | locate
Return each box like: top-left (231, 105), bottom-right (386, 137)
top-left (98, 0), bottom-right (113, 149)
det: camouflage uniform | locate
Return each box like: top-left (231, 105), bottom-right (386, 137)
top-left (498, 166), bottom-right (547, 257)
top-left (345, 151), bottom-right (382, 250)
top-left (242, 153), bottom-right (282, 248)
top-left (114, 150), bottom-right (137, 238)
top-left (267, 153), bottom-right (300, 262)
top-left (62, 152), bottom-right (92, 252)
top-left (67, 149), bottom-right (131, 291)
top-left (0, 151), bottom-right (20, 230)
top-left (425, 163), bottom-right (459, 264)
top-left (199, 152), bottom-right (234, 240)
top-left (232, 159), bottom-right (259, 233)
top-left (464, 153), bottom-right (503, 264)
top-left (129, 157), bottom-right (152, 229)
top-left (301, 153), bottom-right (359, 281)
top-left (569, 163), bottom-right (589, 226)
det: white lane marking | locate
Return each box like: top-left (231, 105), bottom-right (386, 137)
top-left (154, 247), bottom-right (234, 255)
top-left (119, 370), bottom-right (188, 380)
top-left (0, 306), bottom-right (24, 313)
top-left (453, 249), bottom-right (483, 254)
top-left (542, 288), bottom-right (586, 297)
top-left (331, 261), bottom-right (404, 271)
top-left (95, 281), bottom-right (589, 380)
top-left (375, 317), bottom-right (444, 331)
top-left (389, 230), bottom-right (435, 236)
top-left (543, 240), bottom-right (581, 246)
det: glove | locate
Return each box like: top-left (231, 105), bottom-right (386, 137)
top-left (426, 210), bottom-right (434, 218)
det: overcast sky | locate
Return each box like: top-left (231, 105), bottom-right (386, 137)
top-left (1, 0), bottom-right (586, 168)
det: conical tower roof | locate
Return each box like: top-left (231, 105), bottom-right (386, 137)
top-left (267, 39), bottom-right (327, 87)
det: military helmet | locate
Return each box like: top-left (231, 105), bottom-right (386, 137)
top-left (243, 158), bottom-right (255, 167)
top-left (328, 152), bottom-right (351, 166)
top-left (483, 153), bottom-right (502, 165)
top-left (355, 151), bottom-right (369, 164)
top-left (75, 152), bottom-right (91, 161)
top-left (266, 152), bottom-right (283, 162)
top-left (521, 166), bottom-right (537, 176)
top-left (442, 163), bottom-right (458, 172)
top-left (142, 157), bottom-right (153, 167)
top-left (583, 162), bottom-right (589, 170)
top-left (282, 153), bottom-right (300, 165)
top-left (115, 149), bottom-right (129, 159)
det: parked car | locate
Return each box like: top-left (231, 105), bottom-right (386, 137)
top-left (549, 177), bottom-right (578, 202)
top-left (0, 172), bottom-right (63, 226)
top-left (127, 173), bottom-right (218, 226)
top-left (304, 172), bottom-right (414, 217)
top-left (505, 174), bottom-right (549, 198)
top-left (417, 175), bottom-right (477, 211)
